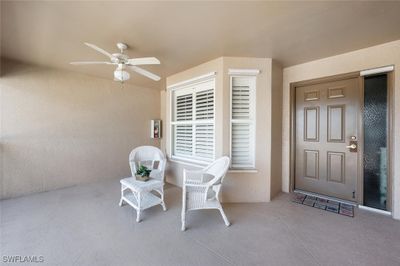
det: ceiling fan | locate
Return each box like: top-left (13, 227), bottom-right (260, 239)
top-left (70, 42), bottom-right (161, 82)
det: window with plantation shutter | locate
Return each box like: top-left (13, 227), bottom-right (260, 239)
top-left (230, 75), bottom-right (256, 169)
top-left (171, 78), bottom-right (215, 164)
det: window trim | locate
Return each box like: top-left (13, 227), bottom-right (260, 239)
top-left (167, 72), bottom-right (216, 90)
top-left (228, 68), bottom-right (260, 76)
top-left (169, 74), bottom-right (216, 165)
top-left (229, 70), bottom-right (259, 170)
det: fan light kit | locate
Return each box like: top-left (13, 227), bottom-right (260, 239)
top-left (70, 42), bottom-right (161, 83)
top-left (113, 64), bottom-right (130, 82)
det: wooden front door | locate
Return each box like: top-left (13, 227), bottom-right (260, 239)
top-left (295, 77), bottom-right (360, 201)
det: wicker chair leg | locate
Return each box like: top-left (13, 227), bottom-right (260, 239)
top-left (181, 211), bottom-right (186, 231)
top-left (219, 208), bottom-right (230, 226)
top-left (161, 187), bottom-right (167, 211)
top-left (119, 185), bottom-right (125, 206)
top-left (136, 209), bottom-right (141, 223)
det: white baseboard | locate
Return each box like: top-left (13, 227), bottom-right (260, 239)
top-left (358, 205), bottom-right (391, 216)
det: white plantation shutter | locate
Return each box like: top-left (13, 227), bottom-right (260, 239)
top-left (194, 124), bottom-right (214, 159)
top-left (171, 79), bottom-right (215, 163)
top-left (232, 78), bottom-right (251, 120)
top-left (232, 124), bottom-right (252, 165)
top-left (174, 125), bottom-right (193, 156)
top-left (175, 94), bottom-right (193, 121)
top-left (230, 75), bottom-right (256, 169)
top-left (194, 88), bottom-right (214, 159)
top-left (195, 89), bottom-right (214, 120)
top-left (174, 92), bottom-right (194, 157)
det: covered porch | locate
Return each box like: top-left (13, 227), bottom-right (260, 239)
top-left (2, 179), bottom-right (400, 265)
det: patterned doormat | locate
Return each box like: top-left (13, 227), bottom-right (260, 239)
top-left (291, 193), bottom-right (354, 217)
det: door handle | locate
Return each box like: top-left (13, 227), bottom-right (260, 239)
top-left (346, 144), bottom-right (357, 149)
top-left (346, 137), bottom-right (358, 152)
top-left (346, 136), bottom-right (357, 152)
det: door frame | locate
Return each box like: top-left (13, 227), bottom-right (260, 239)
top-left (387, 72), bottom-right (394, 211)
top-left (289, 71), bottom-right (393, 207)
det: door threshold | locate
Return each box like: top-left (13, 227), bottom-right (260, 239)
top-left (358, 205), bottom-right (391, 216)
top-left (294, 189), bottom-right (357, 206)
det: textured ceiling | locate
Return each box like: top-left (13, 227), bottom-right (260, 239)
top-left (2, 1), bottom-right (400, 89)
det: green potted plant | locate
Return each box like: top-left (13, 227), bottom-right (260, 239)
top-left (135, 164), bottom-right (151, 181)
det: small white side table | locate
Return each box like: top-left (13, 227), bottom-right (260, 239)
top-left (119, 177), bottom-right (166, 222)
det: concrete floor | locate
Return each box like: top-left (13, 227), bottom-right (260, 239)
top-left (1, 179), bottom-right (400, 266)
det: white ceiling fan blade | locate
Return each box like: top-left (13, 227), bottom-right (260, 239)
top-left (70, 61), bottom-right (114, 65)
top-left (128, 66), bottom-right (161, 81)
top-left (127, 57), bottom-right (160, 66)
top-left (84, 42), bottom-right (114, 59)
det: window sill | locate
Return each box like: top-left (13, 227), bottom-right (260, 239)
top-left (228, 169), bottom-right (258, 174)
top-left (168, 157), bottom-right (209, 168)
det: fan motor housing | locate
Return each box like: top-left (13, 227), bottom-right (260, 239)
top-left (111, 53), bottom-right (129, 63)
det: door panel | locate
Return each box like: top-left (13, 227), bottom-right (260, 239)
top-left (327, 152), bottom-right (345, 183)
top-left (304, 150), bottom-right (319, 179)
top-left (327, 105), bottom-right (345, 142)
top-left (295, 78), bottom-right (359, 201)
top-left (304, 107), bottom-right (319, 141)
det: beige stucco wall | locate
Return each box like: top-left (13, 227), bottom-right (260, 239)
top-left (282, 40), bottom-right (400, 219)
top-left (162, 57), bottom-right (282, 202)
top-left (222, 57), bottom-right (272, 202)
top-left (0, 59), bottom-right (161, 199)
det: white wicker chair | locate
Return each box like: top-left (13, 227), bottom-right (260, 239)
top-left (119, 146), bottom-right (166, 222)
top-left (181, 156), bottom-right (231, 231)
